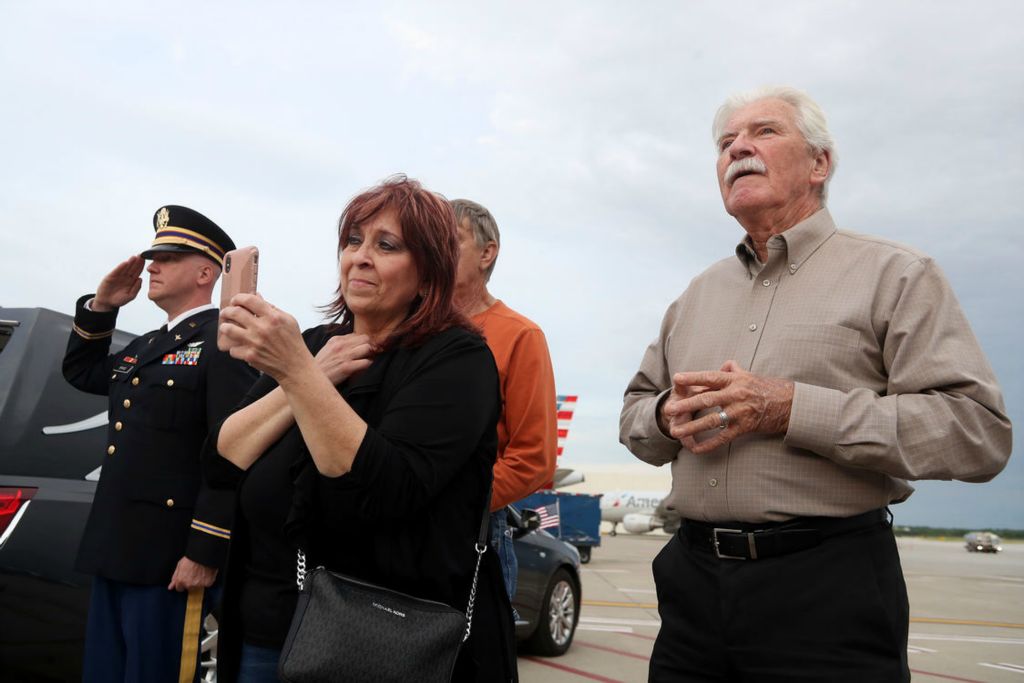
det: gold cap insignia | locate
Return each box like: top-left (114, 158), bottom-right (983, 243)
top-left (156, 207), bottom-right (170, 229)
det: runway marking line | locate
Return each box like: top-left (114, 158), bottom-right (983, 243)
top-left (910, 634), bottom-right (1024, 645)
top-left (577, 625), bottom-right (634, 633)
top-left (979, 662), bottom-right (1024, 674)
top-left (584, 600), bottom-right (1024, 630)
top-left (624, 632), bottom-right (657, 642)
top-left (909, 670), bottom-right (984, 683)
top-left (913, 617), bottom-right (1024, 629)
top-left (581, 616), bottom-right (660, 626)
top-left (978, 663), bottom-right (1024, 675)
top-left (520, 656), bottom-right (625, 683)
top-left (575, 640), bottom-right (651, 662)
top-left (584, 599), bottom-right (658, 609)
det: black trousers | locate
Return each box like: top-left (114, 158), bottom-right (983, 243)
top-left (649, 522), bottom-right (909, 682)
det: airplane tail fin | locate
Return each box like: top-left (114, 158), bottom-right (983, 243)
top-left (556, 394), bottom-right (578, 457)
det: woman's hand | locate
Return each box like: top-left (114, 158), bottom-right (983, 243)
top-left (314, 333), bottom-right (377, 385)
top-left (218, 293), bottom-right (308, 382)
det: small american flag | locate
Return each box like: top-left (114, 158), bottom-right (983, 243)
top-left (535, 501), bottom-right (561, 531)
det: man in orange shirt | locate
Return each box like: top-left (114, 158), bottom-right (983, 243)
top-left (452, 198), bottom-right (558, 603)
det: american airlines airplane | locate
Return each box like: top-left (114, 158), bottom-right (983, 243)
top-left (599, 490), bottom-right (673, 535)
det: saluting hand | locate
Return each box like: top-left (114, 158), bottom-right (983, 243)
top-left (92, 256), bottom-right (145, 312)
top-left (664, 360), bottom-right (794, 454)
top-left (314, 333), bottom-right (377, 385)
top-left (168, 556), bottom-right (217, 592)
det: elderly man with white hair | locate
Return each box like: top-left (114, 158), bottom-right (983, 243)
top-left (620, 86), bottom-right (1011, 682)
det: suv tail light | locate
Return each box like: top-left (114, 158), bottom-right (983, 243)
top-left (0, 487), bottom-right (37, 547)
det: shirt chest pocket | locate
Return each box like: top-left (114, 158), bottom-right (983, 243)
top-left (139, 368), bottom-right (202, 430)
top-left (770, 323), bottom-right (865, 388)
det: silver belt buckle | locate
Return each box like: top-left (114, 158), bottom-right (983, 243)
top-left (712, 527), bottom-right (750, 560)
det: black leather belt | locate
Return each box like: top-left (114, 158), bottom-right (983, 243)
top-left (680, 508), bottom-right (890, 560)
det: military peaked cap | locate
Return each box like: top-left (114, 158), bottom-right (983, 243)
top-left (140, 205), bottom-right (236, 267)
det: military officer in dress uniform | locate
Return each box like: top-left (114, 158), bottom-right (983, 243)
top-left (63, 205), bottom-right (257, 683)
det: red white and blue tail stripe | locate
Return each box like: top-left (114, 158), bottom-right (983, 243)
top-left (555, 394), bottom-right (578, 457)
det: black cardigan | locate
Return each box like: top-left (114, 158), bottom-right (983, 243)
top-left (204, 324), bottom-right (518, 682)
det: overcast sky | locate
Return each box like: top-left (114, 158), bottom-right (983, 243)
top-left (2, 2), bottom-right (1021, 528)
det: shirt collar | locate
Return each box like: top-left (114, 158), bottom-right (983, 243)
top-left (167, 303), bottom-right (216, 331)
top-left (734, 208), bottom-right (837, 276)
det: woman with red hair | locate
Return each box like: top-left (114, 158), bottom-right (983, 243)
top-left (207, 176), bottom-right (517, 681)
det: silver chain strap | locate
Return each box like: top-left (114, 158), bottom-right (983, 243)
top-left (295, 523), bottom-right (488, 642)
top-left (296, 548), bottom-right (307, 590)
top-left (462, 542), bottom-right (487, 642)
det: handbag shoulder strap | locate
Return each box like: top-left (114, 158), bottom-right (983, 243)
top-left (462, 482), bottom-right (492, 642)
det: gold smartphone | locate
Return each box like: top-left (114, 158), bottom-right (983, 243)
top-left (218, 247), bottom-right (259, 352)
top-left (220, 246), bottom-right (259, 309)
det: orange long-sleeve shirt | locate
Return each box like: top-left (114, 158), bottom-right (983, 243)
top-left (473, 301), bottom-right (558, 511)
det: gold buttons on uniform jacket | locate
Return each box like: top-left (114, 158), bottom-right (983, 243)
top-left (107, 445), bottom-right (116, 455)
top-left (166, 379), bottom-right (175, 387)
top-left (115, 421), bottom-right (123, 431)
top-left (132, 377), bottom-right (140, 386)
top-left (165, 499), bottom-right (175, 508)
top-left (123, 399), bottom-right (131, 408)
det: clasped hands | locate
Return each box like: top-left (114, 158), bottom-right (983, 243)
top-left (660, 360), bottom-right (794, 454)
top-left (218, 293), bottom-right (376, 385)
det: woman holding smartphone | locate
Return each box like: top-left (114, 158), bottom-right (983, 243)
top-left (206, 175), bottom-right (517, 682)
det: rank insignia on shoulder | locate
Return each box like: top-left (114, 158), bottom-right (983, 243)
top-left (162, 348), bottom-right (202, 366)
top-left (122, 355), bottom-right (138, 364)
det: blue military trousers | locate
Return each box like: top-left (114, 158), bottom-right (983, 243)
top-left (82, 575), bottom-right (214, 683)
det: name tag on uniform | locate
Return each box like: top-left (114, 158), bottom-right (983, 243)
top-left (113, 355), bottom-right (138, 374)
top-left (162, 348), bottom-right (202, 366)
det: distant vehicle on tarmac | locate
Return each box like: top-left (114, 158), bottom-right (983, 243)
top-left (600, 490), bottom-right (682, 535)
top-left (517, 490), bottom-right (601, 563)
top-left (964, 531), bottom-right (1003, 553)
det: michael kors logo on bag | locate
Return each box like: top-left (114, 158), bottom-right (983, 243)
top-left (372, 602), bottom-right (406, 618)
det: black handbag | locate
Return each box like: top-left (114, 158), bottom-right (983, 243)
top-left (277, 491), bottom-right (493, 683)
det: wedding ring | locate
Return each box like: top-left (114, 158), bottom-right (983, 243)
top-left (717, 410), bottom-right (729, 430)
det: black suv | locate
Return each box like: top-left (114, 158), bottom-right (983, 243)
top-left (0, 307), bottom-right (581, 681)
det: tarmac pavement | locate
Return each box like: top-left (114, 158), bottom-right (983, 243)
top-left (519, 533), bottom-right (1024, 683)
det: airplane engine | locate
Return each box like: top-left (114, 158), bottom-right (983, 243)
top-left (553, 469), bottom-right (586, 488)
top-left (622, 513), bottom-right (662, 535)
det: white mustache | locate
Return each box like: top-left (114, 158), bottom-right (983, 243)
top-left (725, 157), bottom-right (767, 185)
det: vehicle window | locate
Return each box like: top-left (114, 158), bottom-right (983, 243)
top-left (0, 319), bottom-right (18, 355)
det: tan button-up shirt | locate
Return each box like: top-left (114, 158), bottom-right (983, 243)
top-left (620, 209), bottom-right (1011, 523)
